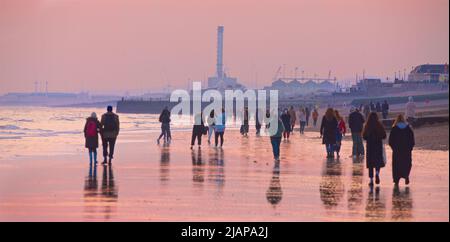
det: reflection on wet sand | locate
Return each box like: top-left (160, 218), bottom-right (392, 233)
top-left (320, 158), bottom-right (345, 209)
top-left (0, 129), bottom-right (446, 221)
top-left (192, 149), bottom-right (205, 187)
top-left (365, 186), bottom-right (386, 221)
top-left (266, 162), bottom-right (282, 208)
top-left (392, 186), bottom-right (413, 221)
top-left (208, 148), bottom-right (225, 197)
top-left (83, 165), bottom-right (118, 221)
top-left (159, 144), bottom-right (170, 185)
top-left (348, 158), bottom-right (364, 211)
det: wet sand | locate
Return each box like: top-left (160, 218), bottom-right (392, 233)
top-left (0, 130), bottom-right (448, 221)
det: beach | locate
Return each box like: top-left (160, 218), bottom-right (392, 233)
top-left (0, 112), bottom-right (448, 221)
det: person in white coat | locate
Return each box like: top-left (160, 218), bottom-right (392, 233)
top-left (298, 108), bottom-right (307, 134)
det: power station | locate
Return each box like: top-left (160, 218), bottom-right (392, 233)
top-left (206, 26), bottom-right (245, 90)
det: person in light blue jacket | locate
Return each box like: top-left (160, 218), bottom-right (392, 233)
top-left (214, 108), bottom-right (226, 147)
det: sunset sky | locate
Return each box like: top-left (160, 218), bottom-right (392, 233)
top-left (0, 0), bottom-right (448, 95)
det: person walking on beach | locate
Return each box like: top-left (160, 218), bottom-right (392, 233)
top-left (349, 108), bottom-right (365, 158)
top-left (298, 108), bottom-right (307, 134)
top-left (240, 107), bottom-right (249, 137)
top-left (312, 109), bottom-right (319, 127)
top-left (320, 108), bottom-right (338, 158)
top-left (288, 106), bottom-right (297, 133)
top-left (305, 106), bottom-right (311, 127)
top-left (381, 100), bottom-right (389, 119)
top-left (405, 96), bottom-right (417, 124)
top-left (376, 102), bottom-right (382, 114)
top-left (207, 110), bottom-right (215, 144)
top-left (268, 112), bottom-right (285, 161)
top-left (101, 106), bottom-right (120, 165)
top-left (363, 103), bottom-right (371, 119)
top-left (214, 108), bottom-right (226, 147)
top-left (255, 109), bottom-right (262, 135)
top-left (362, 112), bottom-right (387, 186)
top-left (334, 110), bottom-right (347, 158)
top-left (84, 112), bottom-right (102, 165)
top-left (280, 109), bottom-right (291, 140)
top-left (389, 114), bottom-right (415, 186)
top-left (157, 107), bottom-right (171, 145)
top-left (370, 101), bottom-right (376, 112)
top-left (191, 113), bottom-right (205, 149)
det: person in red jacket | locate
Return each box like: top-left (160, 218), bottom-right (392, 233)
top-left (334, 110), bottom-right (347, 158)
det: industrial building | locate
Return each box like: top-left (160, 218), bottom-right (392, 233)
top-left (206, 26), bottom-right (245, 91)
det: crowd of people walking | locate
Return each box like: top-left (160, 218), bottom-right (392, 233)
top-left (83, 99), bottom-right (416, 188)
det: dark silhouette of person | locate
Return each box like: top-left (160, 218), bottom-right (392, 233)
top-left (100, 106), bottom-right (120, 165)
top-left (157, 107), bottom-right (171, 144)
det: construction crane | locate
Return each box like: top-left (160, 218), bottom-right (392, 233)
top-left (272, 66), bottom-right (282, 82)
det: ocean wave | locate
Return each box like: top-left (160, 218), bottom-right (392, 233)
top-left (0, 125), bottom-right (21, 130)
top-left (50, 117), bottom-right (79, 122)
top-left (0, 136), bottom-right (22, 140)
top-left (0, 131), bottom-right (27, 135)
top-left (22, 128), bottom-right (53, 133)
top-left (16, 119), bottom-right (33, 123)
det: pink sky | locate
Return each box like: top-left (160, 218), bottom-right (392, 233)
top-left (0, 0), bottom-right (448, 95)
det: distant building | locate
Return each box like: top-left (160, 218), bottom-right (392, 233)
top-left (206, 26), bottom-right (245, 91)
top-left (408, 64), bottom-right (449, 83)
top-left (264, 79), bottom-right (336, 98)
top-left (348, 78), bottom-right (394, 95)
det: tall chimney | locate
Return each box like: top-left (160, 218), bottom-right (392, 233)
top-left (216, 26), bottom-right (224, 80)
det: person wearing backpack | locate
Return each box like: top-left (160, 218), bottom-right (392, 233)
top-left (84, 112), bottom-right (102, 165)
top-left (101, 106), bottom-right (120, 165)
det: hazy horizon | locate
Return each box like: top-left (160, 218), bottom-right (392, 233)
top-left (0, 0), bottom-right (449, 95)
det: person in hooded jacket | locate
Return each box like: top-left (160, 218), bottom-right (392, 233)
top-left (389, 114), bottom-right (415, 186)
top-left (84, 112), bottom-right (102, 165)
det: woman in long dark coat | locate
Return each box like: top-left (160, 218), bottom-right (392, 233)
top-left (362, 112), bottom-right (387, 186)
top-left (84, 112), bottom-right (102, 165)
top-left (389, 114), bottom-right (415, 186)
top-left (320, 108), bottom-right (338, 158)
top-left (280, 109), bottom-right (292, 140)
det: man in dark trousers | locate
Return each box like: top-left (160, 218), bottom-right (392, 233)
top-left (348, 108), bottom-right (365, 158)
top-left (101, 106), bottom-right (120, 165)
